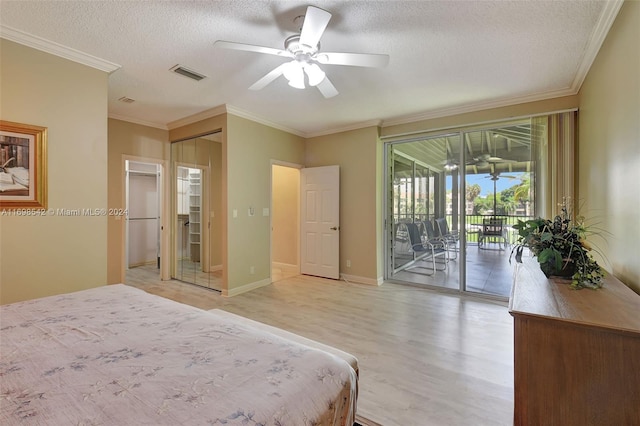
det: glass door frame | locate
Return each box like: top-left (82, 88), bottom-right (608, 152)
top-left (383, 120), bottom-right (533, 300)
top-left (384, 133), bottom-right (465, 291)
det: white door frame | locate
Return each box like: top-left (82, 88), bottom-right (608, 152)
top-left (121, 155), bottom-right (169, 283)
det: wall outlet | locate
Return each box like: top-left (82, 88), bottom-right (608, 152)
top-left (250, 266), bottom-right (255, 274)
top-left (346, 260), bottom-right (351, 268)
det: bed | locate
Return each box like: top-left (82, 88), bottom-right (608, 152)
top-left (0, 284), bottom-right (358, 425)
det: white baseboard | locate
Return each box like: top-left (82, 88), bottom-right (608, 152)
top-left (128, 260), bottom-right (157, 268)
top-left (340, 273), bottom-right (383, 286)
top-left (223, 277), bottom-right (271, 297)
top-left (272, 262), bottom-right (299, 274)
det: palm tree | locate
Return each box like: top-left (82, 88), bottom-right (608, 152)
top-left (514, 176), bottom-right (531, 202)
top-left (466, 183), bottom-right (481, 202)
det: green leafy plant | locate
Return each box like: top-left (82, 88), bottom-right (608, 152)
top-left (510, 201), bottom-right (604, 289)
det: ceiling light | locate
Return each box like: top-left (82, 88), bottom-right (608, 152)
top-left (304, 63), bottom-right (326, 86)
top-left (444, 162), bottom-right (458, 171)
top-left (283, 61), bottom-right (305, 89)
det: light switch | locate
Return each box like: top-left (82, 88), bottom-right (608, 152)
top-left (262, 208), bottom-right (269, 216)
top-left (233, 209), bottom-right (238, 218)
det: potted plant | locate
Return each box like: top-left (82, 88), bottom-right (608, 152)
top-left (510, 201), bottom-right (604, 289)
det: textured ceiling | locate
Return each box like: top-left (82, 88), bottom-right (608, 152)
top-left (0, 1), bottom-right (621, 137)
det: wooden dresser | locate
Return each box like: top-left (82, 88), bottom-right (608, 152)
top-left (509, 259), bottom-right (640, 426)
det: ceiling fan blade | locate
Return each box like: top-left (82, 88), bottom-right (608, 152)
top-left (317, 52), bottom-right (390, 68)
top-left (487, 156), bottom-right (516, 163)
top-left (249, 63), bottom-right (287, 91)
top-left (299, 6), bottom-right (332, 48)
top-left (214, 40), bottom-right (292, 58)
top-left (316, 76), bottom-right (339, 98)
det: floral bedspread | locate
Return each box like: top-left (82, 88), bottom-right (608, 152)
top-left (0, 284), bottom-right (357, 425)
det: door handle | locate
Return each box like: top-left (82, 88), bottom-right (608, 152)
top-left (330, 226), bottom-right (339, 231)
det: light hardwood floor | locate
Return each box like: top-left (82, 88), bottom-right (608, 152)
top-left (126, 266), bottom-right (514, 426)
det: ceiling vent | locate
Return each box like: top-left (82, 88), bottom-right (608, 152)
top-left (170, 65), bottom-right (206, 81)
top-left (118, 96), bottom-right (135, 103)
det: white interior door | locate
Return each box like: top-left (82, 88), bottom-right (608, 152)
top-left (300, 165), bottom-right (340, 279)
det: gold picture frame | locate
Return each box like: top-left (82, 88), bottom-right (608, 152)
top-left (0, 120), bottom-right (48, 210)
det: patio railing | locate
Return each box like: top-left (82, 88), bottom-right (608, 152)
top-left (393, 214), bottom-right (534, 244)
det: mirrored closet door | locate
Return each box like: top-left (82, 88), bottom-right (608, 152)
top-left (171, 132), bottom-right (222, 291)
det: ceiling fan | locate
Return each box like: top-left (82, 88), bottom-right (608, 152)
top-left (467, 153), bottom-right (516, 168)
top-left (214, 6), bottom-right (390, 98)
top-left (486, 169), bottom-right (518, 181)
top-left (442, 153), bottom-right (515, 170)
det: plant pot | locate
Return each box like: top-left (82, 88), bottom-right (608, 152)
top-left (541, 261), bottom-right (576, 279)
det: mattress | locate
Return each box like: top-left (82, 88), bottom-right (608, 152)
top-left (0, 284), bottom-right (357, 425)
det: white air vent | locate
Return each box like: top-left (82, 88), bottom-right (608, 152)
top-left (118, 96), bottom-right (135, 103)
top-left (170, 65), bottom-right (206, 81)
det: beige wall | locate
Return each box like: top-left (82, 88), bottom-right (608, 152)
top-left (107, 118), bottom-right (169, 284)
top-left (226, 115), bottom-right (305, 294)
top-left (272, 165), bottom-right (299, 266)
top-left (305, 126), bottom-right (383, 283)
top-left (577, 1), bottom-right (640, 293)
top-left (0, 40), bottom-right (109, 304)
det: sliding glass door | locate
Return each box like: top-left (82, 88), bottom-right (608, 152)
top-left (387, 134), bottom-right (461, 291)
top-left (461, 125), bottom-right (533, 297)
top-left (385, 120), bottom-right (534, 299)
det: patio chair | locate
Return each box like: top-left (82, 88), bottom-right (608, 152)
top-left (435, 217), bottom-right (459, 260)
top-left (478, 217), bottom-right (508, 249)
top-left (404, 222), bottom-right (447, 274)
top-left (422, 220), bottom-right (450, 263)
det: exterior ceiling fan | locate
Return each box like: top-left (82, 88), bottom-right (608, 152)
top-left (214, 6), bottom-right (389, 98)
top-left (443, 153), bottom-right (514, 170)
top-left (468, 153), bottom-right (516, 168)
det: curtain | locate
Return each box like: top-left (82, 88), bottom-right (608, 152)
top-left (532, 111), bottom-right (577, 218)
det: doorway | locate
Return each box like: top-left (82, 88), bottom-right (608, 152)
top-left (125, 160), bottom-right (162, 276)
top-left (271, 163), bottom-right (301, 282)
top-left (171, 132), bottom-right (222, 291)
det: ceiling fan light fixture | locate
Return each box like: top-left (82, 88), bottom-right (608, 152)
top-left (304, 62), bottom-right (326, 86)
top-left (444, 162), bottom-right (458, 171)
top-left (283, 61), bottom-right (305, 89)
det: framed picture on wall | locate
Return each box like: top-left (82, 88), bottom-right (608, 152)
top-left (0, 120), bottom-right (48, 210)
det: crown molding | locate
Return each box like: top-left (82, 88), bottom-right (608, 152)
top-left (0, 25), bottom-right (121, 73)
top-left (108, 114), bottom-right (168, 130)
top-left (224, 105), bottom-right (306, 137)
top-left (305, 119), bottom-right (383, 139)
top-left (570, 0), bottom-right (624, 92)
top-left (166, 105), bottom-right (228, 130)
top-left (381, 87), bottom-right (577, 128)
top-left (225, 105), bottom-right (382, 138)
